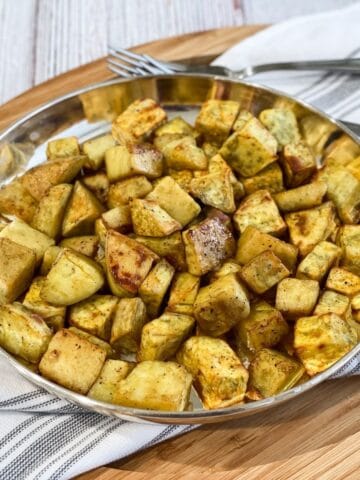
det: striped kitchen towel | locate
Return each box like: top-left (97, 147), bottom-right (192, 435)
top-left (1, 3), bottom-right (360, 480)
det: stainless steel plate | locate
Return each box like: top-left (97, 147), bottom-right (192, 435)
top-left (0, 74), bottom-right (359, 424)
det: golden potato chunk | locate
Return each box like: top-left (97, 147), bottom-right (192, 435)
top-left (209, 260), bottom-right (242, 283)
top-left (167, 272), bottom-right (200, 315)
top-left (168, 169), bottom-right (194, 193)
top-left (139, 259), bottom-right (175, 318)
top-left (336, 225), bottom-right (360, 275)
top-left (281, 142), bottom-right (316, 187)
top-left (69, 295), bottom-right (118, 340)
top-left (41, 248), bottom-right (105, 306)
top-left (88, 359), bottom-right (134, 402)
top-left (107, 176), bottom-right (152, 208)
top-left (102, 205), bottom-right (132, 231)
top-left (177, 336), bottom-right (248, 409)
top-left (114, 360), bottom-right (192, 411)
top-left (274, 181), bottom-right (327, 213)
top-left (82, 172), bottom-right (110, 203)
top-left (68, 327), bottom-right (115, 359)
top-left (155, 116), bottom-right (197, 138)
top-left (314, 290), bottom-right (351, 320)
top-left (0, 218), bottom-right (55, 265)
top-left (296, 241), bottom-right (341, 282)
top-left (130, 198), bottom-right (181, 237)
top-left (220, 118), bottom-right (277, 177)
top-left (242, 162), bottom-right (284, 195)
top-left (138, 312), bottom-right (194, 361)
top-left (0, 238), bottom-right (36, 304)
top-left (276, 278), bottom-right (320, 319)
top-left (195, 99), bottom-right (240, 144)
top-left (0, 180), bottom-right (38, 223)
top-left (62, 181), bottom-right (104, 237)
top-left (248, 348), bottom-right (304, 399)
top-left (60, 235), bottom-right (99, 258)
top-left (23, 277), bottom-right (66, 331)
top-left (0, 303), bottom-right (52, 363)
top-left (285, 202), bottom-right (337, 256)
top-left (82, 133), bottom-right (116, 170)
top-left (40, 245), bottom-right (62, 275)
top-left (241, 250), bottom-right (290, 294)
top-left (234, 189), bottom-right (286, 236)
top-left (236, 226), bottom-right (298, 272)
top-left (326, 267), bottom-right (360, 296)
top-left (110, 297), bottom-right (148, 353)
top-left (112, 98), bottom-right (167, 144)
top-left (232, 109), bottom-right (254, 131)
top-left (346, 156), bottom-right (360, 181)
top-left (259, 108), bottom-right (301, 148)
top-left (134, 232), bottom-right (187, 272)
top-left (182, 213), bottom-right (235, 275)
top-left (46, 136), bottom-right (80, 160)
top-left (147, 176), bottom-right (200, 227)
top-left (294, 313), bottom-right (357, 376)
top-left (162, 136), bottom-right (207, 170)
top-left (39, 329), bottom-right (106, 394)
top-left (325, 134), bottom-right (360, 167)
top-left (194, 273), bottom-right (250, 336)
top-left (105, 230), bottom-right (158, 297)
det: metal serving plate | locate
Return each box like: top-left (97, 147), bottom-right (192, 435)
top-left (0, 74), bottom-right (359, 424)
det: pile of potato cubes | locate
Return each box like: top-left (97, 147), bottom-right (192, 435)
top-left (0, 96), bottom-right (359, 412)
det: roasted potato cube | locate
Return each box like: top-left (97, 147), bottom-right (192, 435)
top-left (296, 241), bottom-right (341, 281)
top-left (281, 142), bottom-right (316, 187)
top-left (40, 245), bottom-right (62, 275)
top-left (195, 99), bottom-right (240, 144)
top-left (177, 336), bottom-right (248, 409)
top-left (107, 176), bottom-right (152, 208)
top-left (69, 295), bottom-right (118, 340)
top-left (209, 260), bottom-right (242, 283)
top-left (0, 218), bottom-right (54, 265)
top-left (232, 109), bottom-right (254, 131)
top-left (182, 213), bottom-right (235, 275)
top-left (241, 250), bottom-right (290, 294)
top-left (276, 278), bottom-right (320, 319)
top-left (274, 181), bottom-right (327, 213)
top-left (219, 118), bottom-right (277, 177)
top-left (23, 277), bottom-right (66, 331)
top-left (20, 156), bottom-right (85, 201)
top-left (167, 272), bottom-right (200, 315)
top-left (82, 134), bottom-right (116, 170)
top-left (88, 359), bottom-right (134, 402)
top-left (236, 226), bottom-right (298, 272)
top-left (194, 273), bottom-right (250, 336)
top-left (110, 297), bottom-right (147, 353)
top-left (41, 248), bottom-right (104, 306)
top-left (130, 198), bottom-right (181, 237)
top-left (168, 169), bottom-right (194, 193)
top-left (242, 162), bottom-right (284, 195)
top-left (346, 156), bottom-right (360, 181)
top-left (138, 312), bottom-right (194, 361)
top-left (31, 184), bottom-right (72, 239)
top-left (324, 134), bottom-right (360, 167)
top-left (0, 238), bottom-right (36, 304)
top-left (39, 329), bottom-right (106, 394)
top-left (294, 313), bottom-right (357, 375)
top-left (155, 116), bottom-right (197, 138)
top-left (139, 259), bottom-right (175, 318)
top-left (153, 133), bottom-right (185, 153)
top-left (68, 326), bottom-right (115, 358)
top-left (135, 232), bottom-right (187, 272)
top-left (105, 230), bottom-right (158, 297)
top-left (0, 303), bottom-right (52, 363)
top-left (102, 205), bottom-right (131, 231)
top-left (234, 301), bottom-right (289, 352)
top-left (248, 348), bottom-right (304, 399)
top-left (337, 225), bottom-right (360, 276)
top-left (259, 108), bottom-right (301, 148)
top-left (0, 180), bottom-right (38, 223)
top-left (60, 235), bottom-right (99, 258)
top-left (147, 176), bottom-right (200, 227)
top-left (318, 165), bottom-right (360, 224)
top-left (234, 189), bottom-right (286, 236)
top-left (82, 172), bottom-right (110, 203)
top-left (351, 293), bottom-right (360, 312)
top-left (301, 114), bottom-right (338, 155)
top-left (114, 360), bottom-right (192, 411)
top-left (162, 136), bottom-right (207, 170)
top-left (202, 142), bottom-right (219, 159)
top-left (46, 136), bottom-right (80, 160)
top-left (62, 181), bottom-right (104, 237)
top-left (285, 202), bottom-right (337, 256)
top-left (112, 98), bottom-right (167, 144)
top-left (326, 267), bottom-right (360, 296)
top-left (314, 290), bottom-right (351, 320)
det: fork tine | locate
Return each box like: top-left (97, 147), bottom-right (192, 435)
top-left (109, 50), bottom-right (142, 67)
top-left (108, 58), bottom-right (140, 75)
top-left (108, 49), bottom-right (164, 75)
top-left (142, 54), bottom-right (175, 74)
top-left (108, 46), bottom-right (146, 62)
top-left (107, 63), bottom-right (132, 78)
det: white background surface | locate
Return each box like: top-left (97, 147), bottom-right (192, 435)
top-left (0, 0), bottom-right (358, 104)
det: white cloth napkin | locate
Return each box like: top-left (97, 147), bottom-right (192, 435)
top-left (2, 4), bottom-right (360, 480)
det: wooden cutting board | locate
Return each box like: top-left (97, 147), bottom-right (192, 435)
top-left (1, 26), bottom-right (359, 480)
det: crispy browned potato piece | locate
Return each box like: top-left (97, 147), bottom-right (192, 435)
top-left (232, 109), bottom-right (254, 131)
top-left (274, 181), bottom-right (327, 213)
top-left (296, 241), bottom-right (341, 282)
top-left (60, 235), bottom-right (99, 258)
top-left (0, 238), bottom-right (36, 304)
top-left (39, 329), bottom-right (106, 394)
top-left (259, 108), bottom-right (301, 148)
top-left (242, 162), bottom-right (284, 195)
top-left (130, 198), bottom-right (181, 237)
top-left (162, 136), bottom-right (207, 170)
top-left (46, 137), bottom-right (80, 160)
top-left (281, 142), bottom-right (316, 187)
top-left (234, 189), bottom-right (286, 236)
top-left (294, 313), bottom-right (357, 376)
top-left (96, 206), bottom-right (132, 246)
top-left (168, 169), bottom-right (194, 193)
top-left (0, 180), bottom-right (38, 223)
top-left (177, 336), bottom-right (248, 409)
top-left (68, 327), bottom-right (115, 359)
top-left (195, 99), bottom-right (240, 144)
top-left (324, 134), bottom-right (360, 167)
top-left (88, 359), bottom-right (135, 402)
top-left (209, 260), bottom-right (242, 283)
top-left (276, 278), bottom-right (320, 319)
top-left (336, 225), bottom-right (360, 275)
top-left (82, 134), bottom-right (116, 170)
top-left (167, 272), bottom-right (200, 315)
top-left (107, 176), bottom-right (152, 208)
top-left (134, 232), bottom-right (187, 272)
top-left (194, 273), bottom-right (250, 336)
top-left (82, 172), bottom-right (110, 203)
top-left (346, 156), bottom-right (360, 181)
top-left (155, 116), bottom-right (198, 138)
top-left (314, 290), bottom-right (351, 320)
top-left (326, 267), bottom-right (360, 296)
top-left (40, 245), bottom-right (62, 275)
